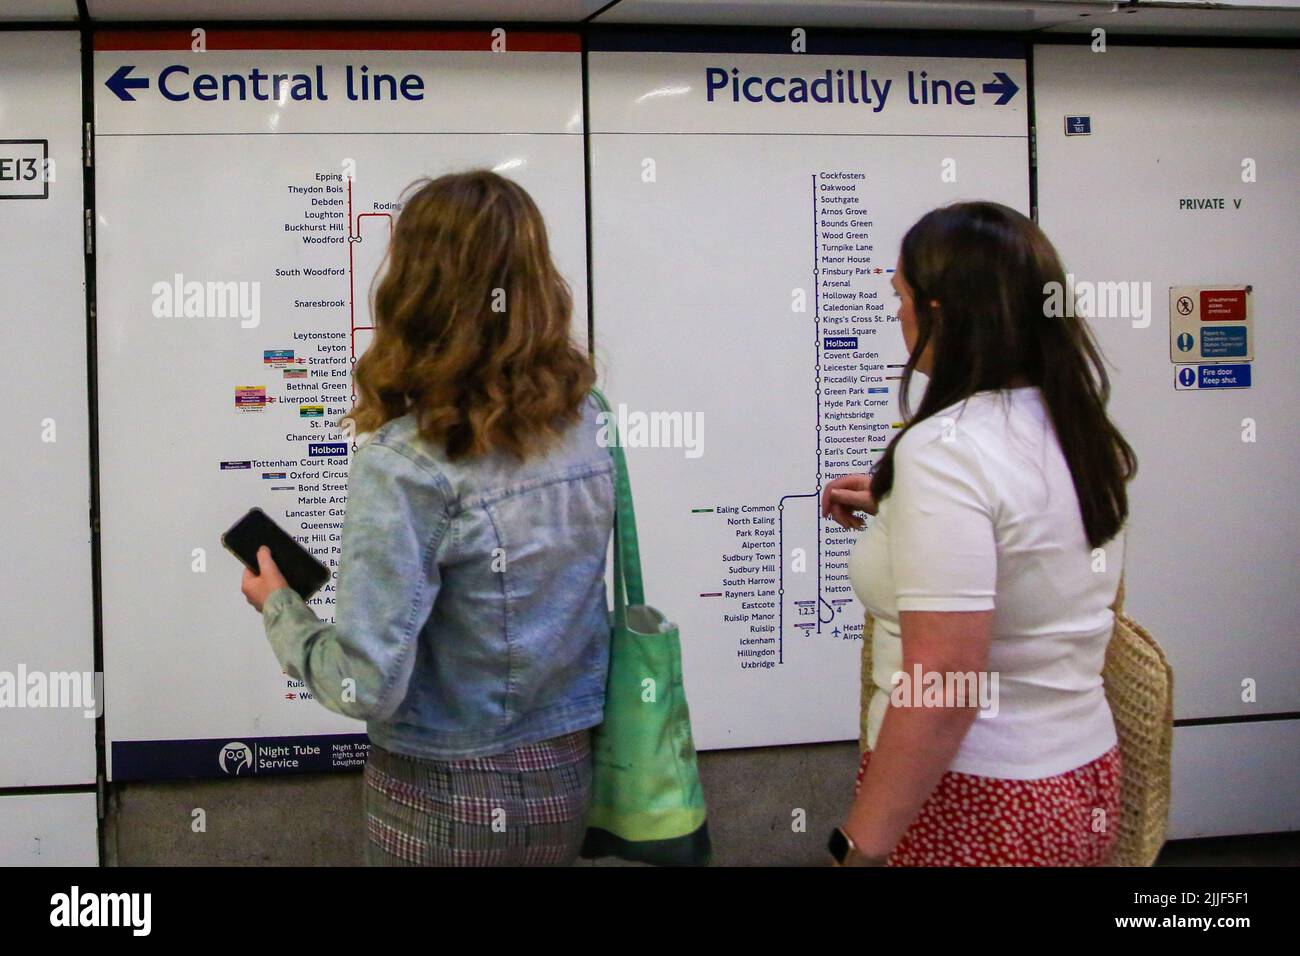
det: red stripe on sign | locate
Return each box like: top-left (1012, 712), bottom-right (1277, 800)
top-left (94, 29), bottom-right (580, 53)
top-left (1200, 289), bottom-right (1247, 321)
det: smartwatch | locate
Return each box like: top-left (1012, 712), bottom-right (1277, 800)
top-left (827, 826), bottom-right (856, 865)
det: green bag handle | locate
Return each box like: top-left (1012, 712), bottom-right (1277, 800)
top-left (590, 388), bottom-right (645, 624)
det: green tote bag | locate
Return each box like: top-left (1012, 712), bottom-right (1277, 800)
top-left (581, 389), bottom-right (712, 866)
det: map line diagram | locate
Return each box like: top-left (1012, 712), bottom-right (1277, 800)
top-left (775, 174), bottom-right (900, 663)
top-left (345, 176), bottom-right (392, 366)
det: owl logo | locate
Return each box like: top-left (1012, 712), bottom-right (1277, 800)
top-left (219, 742), bottom-right (254, 775)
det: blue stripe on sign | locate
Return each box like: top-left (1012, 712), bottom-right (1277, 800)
top-left (1195, 364), bottom-right (1252, 389)
top-left (1201, 326), bottom-right (1248, 358)
top-left (111, 733), bottom-right (371, 781)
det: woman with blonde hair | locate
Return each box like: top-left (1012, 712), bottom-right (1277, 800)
top-left (240, 170), bottom-right (614, 866)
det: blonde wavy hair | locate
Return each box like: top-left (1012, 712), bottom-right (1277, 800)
top-left (344, 170), bottom-right (595, 460)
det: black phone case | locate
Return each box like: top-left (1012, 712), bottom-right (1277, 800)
top-left (223, 508), bottom-right (330, 600)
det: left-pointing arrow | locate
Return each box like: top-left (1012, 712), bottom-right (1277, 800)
top-left (105, 64), bottom-right (149, 102)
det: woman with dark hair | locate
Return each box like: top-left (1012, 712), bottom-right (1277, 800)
top-left (239, 170), bottom-right (614, 866)
top-left (824, 201), bottom-right (1137, 867)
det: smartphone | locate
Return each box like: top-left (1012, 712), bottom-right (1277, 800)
top-left (222, 507), bottom-right (331, 600)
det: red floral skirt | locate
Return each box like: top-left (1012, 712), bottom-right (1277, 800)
top-left (854, 745), bottom-right (1122, 866)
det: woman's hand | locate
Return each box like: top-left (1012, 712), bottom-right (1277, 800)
top-left (241, 546), bottom-right (290, 613)
top-left (821, 474), bottom-right (878, 529)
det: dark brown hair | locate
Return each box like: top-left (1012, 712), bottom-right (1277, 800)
top-left (344, 170), bottom-right (594, 460)
top-left (870, 201), bottom-right (1137, 548)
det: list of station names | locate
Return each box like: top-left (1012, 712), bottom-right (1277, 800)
top-left (696, 170), bottom-right (904, 671)
top-left (219, 170), bottom-right (366, 685)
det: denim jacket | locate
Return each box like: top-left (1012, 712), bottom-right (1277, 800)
top-left (261, 394), bottom-right (615, 760)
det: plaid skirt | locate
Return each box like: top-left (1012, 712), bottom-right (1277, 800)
top-left (855, 744), bottom-right (1122, 866)
top-left (364, 729), bottom-right (593, 867)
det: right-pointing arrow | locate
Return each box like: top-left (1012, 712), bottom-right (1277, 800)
top-left (982, 71), bottom-right (1019, 106)
top-left (105, 64), bottom-right (149, 102)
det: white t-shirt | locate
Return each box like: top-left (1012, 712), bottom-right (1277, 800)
top-left (848, 386), bottom-right (1122, 779)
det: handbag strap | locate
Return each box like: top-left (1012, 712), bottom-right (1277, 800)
top-left (1111, 531), bottom-right (1128, 616)
top-left (590, 388), bottom-right (645, 626)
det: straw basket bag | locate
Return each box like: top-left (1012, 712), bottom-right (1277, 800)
top-left (859, 572), bottom-right (1173, 867)
top-left (1100, 575), bottom-right (1174, 865)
